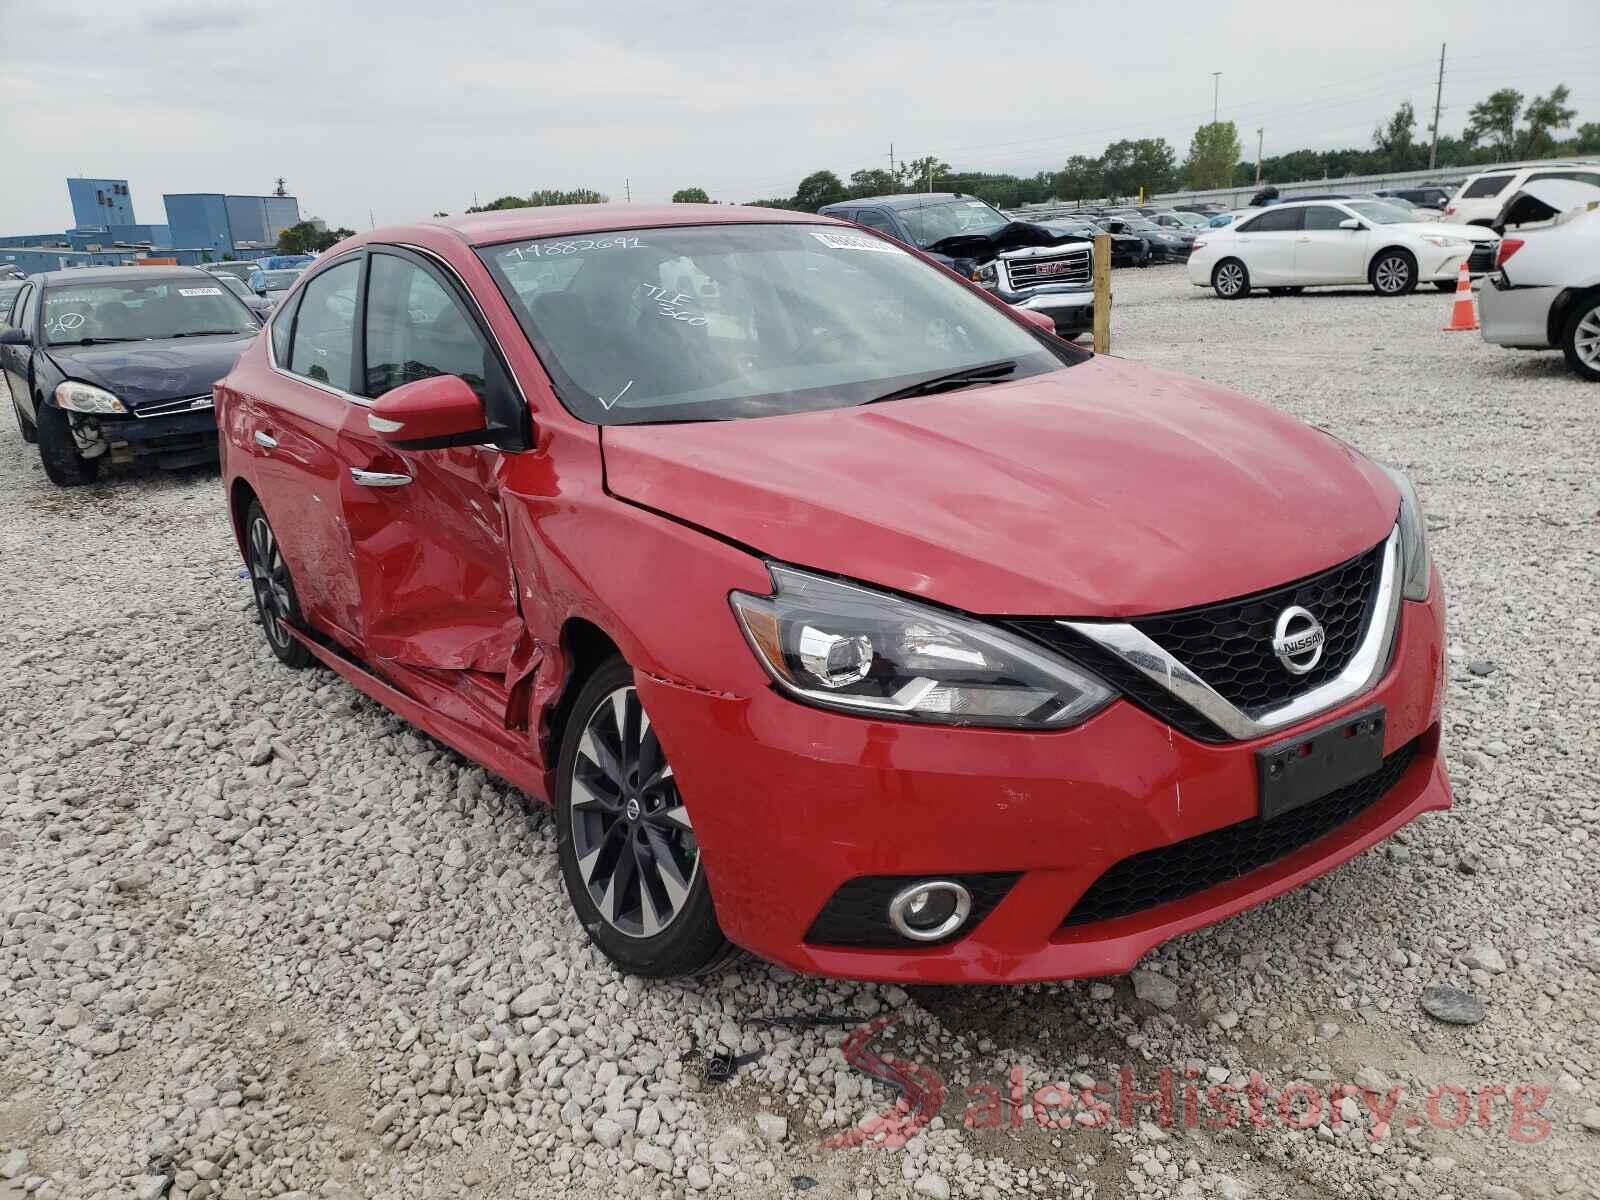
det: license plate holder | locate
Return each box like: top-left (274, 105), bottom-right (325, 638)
top-left (1256, 706), bottom-right (1385, 822)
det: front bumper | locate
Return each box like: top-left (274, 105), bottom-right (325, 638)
top-left (69, 404), bottom-right (219, 468)
top-left (641, 570), bottom-right (1449, 984)
top-left (997, 287), bottom-right (1095, 335)
top-left (1479, 277), bottom-right (1560, 348)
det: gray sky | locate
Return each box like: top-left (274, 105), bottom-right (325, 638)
top-left (0, 0), bottom-right (1595, 233)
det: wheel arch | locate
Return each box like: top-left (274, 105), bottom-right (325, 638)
top-left (1549, 284), bottom-right (1600, 349)
top-left (228, 477), bottom-right (260, 556)
top-left (541, 616), bottom-right (624, 775)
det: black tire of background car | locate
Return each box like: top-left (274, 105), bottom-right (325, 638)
top-left (11, 395), bottom-right (37, 444)
top-left (1267, 287), bottom-right (1306, 297)
top-left (244, 500), bottom-right (313, 669)
top-left (1369, 250), bottom-right (1418, 296)
top-left (1213, 259), bottom-right (1251, 300)
top-left (1559, 293), bottom-right (1600, 382)
top-left (555, 655), bottom-right (736, 979)
top-left (36, 403), bottom-right (99, 487)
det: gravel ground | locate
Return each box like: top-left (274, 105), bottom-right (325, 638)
top-left (2, 265), bottom-right (1597, 1200)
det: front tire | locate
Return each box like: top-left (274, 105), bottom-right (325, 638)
top-left (36, 403), bottom-right (99, 487)
top-left (555, 657), bottom-right (732, 977)
top-left (245, 500), bottom-right (312, 668)
top-left (1560, 292), bottom-right (1600, 382)
top-left (1212, 259), bottom-right (1250, 299)
top-left (1370, 250), bottom-right (1417, 296)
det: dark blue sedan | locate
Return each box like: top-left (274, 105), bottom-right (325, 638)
top-left (0, 266), bottom-right (261, 485)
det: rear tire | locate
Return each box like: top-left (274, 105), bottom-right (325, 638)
top-left (244, 500), bottom-right (313, 668)
top-left (36, 404), bottom-right (99, 487)
top-left (1370, 249), bottom-right (1418, 296)
top-left (1212, 259), bottom-right (1250, 299)
top-left (1559, 292), bottom-right (1600, 382)
top-left (555, 656), bottom-right (734, 978)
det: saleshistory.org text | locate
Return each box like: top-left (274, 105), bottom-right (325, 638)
top-left (823, 1016), bottom-right (1553, 1150)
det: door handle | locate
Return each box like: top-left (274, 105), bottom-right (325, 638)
top-left (349, 468), bottom-right (412, 487)
top-left (1297, 236), bottom-right (1312, 243)
top-left (253, 431), bottom-right (278, 450)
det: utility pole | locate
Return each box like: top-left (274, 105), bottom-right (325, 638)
top-left (888, 143), bottom-right (895, 186)
top-left (625, 178), bottom-right (631, 203)
top-left (1255, 128), bottom-right (1264, 185)
top-left (368, 209), bottom-right (375, 231)
top-left (1211, 72), bottom-right (1222, 126)
top-left (1428, 43), bottom-right (1446, 170)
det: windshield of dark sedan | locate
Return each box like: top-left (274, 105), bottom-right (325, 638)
top-left (478, 223), bottom-right (1076, 425)
top-left (1344, 201), bottom-right (1415, 225)
top-left (894, 200), bottom-right (1010, 247)
top-left (215, 274), bottom-right (256, 301)
top-left (42, 279), bottom-right (258, 345)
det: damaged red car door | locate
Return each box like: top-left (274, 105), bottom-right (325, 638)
top-left (341, 248), bottom-right (523, 677)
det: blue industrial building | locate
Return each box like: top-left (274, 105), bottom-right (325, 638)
top-left (67, 177), bottom-right (135, 228)
top-left (1, 177), bottom-right (305, 275)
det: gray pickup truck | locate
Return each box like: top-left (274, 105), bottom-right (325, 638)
top-left (818, 193), bottom-right (1095, 338)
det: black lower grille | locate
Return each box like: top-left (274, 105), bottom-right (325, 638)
top-left (1061, 739), bottom-right (1419, 927)
top-left (1468, 241), bottom-right (1498, 273)
top-left (805, 872), bottom-right (1020, 948)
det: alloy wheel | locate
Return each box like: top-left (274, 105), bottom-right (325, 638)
top-left (1216, 263), bottom-right (1244, 296)
top-left (1574, 305), bottom-right (1600, 371)
top-left (568, 685), bottom-right (699, 938)
top-left (248, 514), bottom-right (295, 651)
top-left (1374, 256), bottom-right (1410, 294)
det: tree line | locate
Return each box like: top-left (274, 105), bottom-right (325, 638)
top-left (724, 82), bottom-right (1594, 211)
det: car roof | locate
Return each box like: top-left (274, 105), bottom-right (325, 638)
top-left (821, 193), bottom-right (998, 212)
top-left (411, 202), bottom-right (839, 249)
top-left (30, 265), bottom-right (217, 286)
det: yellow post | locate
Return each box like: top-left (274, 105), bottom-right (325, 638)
top-left (1092, 233), bottom-right (1112, 354)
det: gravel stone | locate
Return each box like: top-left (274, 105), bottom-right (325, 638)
top-left (1131, 968), bottom-right (1179, 1010)
top-left (1421, 985), bottom-right (1488, 1025)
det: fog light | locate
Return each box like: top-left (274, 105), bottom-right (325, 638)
top-left (888, 880), bottom-right (972, 942)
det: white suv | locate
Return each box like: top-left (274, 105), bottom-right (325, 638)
top-left (1444, 162), bottom-right (1600, 227)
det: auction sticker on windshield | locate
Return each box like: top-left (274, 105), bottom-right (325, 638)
top-left (811, 231), bottom-right (901, 254)
top-left (178, 287), bottom-right (224, 297)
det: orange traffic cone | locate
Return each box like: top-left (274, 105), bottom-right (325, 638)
top-left (1442, 259), bottom-right (1477, 332)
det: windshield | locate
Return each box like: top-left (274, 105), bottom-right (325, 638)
top-left (478, 223), bottom-right (1076, 426)
top-left (1344, 201), bottom-right (1415, 225)
top-left (895, 200), bottom-right (1010, 247)
top-left (215, 275), bottom-right (255, 300)
top-left (1173, 212), bottom-right (1209, 227)
top-left (42, 279), bottom-right (257, 345)
top-left (259, 270), bottom-right (302, 292)
top-left (204, 262), bottom-right (256, 283)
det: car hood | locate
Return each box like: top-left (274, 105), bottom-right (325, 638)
top-left (45, 335), bottom-right (257, 409)
top-left (923, 220), bottom-right (1087, 262)
top-left (601, 355), bottom-right (1400, 617)
top-left (1386, 221), bottom-right (1497, 241)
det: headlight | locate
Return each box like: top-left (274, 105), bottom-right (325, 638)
top-left (730, 567), bottom-right (1113, 729)
top-left (54, 381), bottom-right (127, 414)
top-left (972, 262), bottom-right (999, 286)
top-left (1421, 235), bottom-right (1468, 249)
top-left (1382, 468), bottom-right (1431, 601)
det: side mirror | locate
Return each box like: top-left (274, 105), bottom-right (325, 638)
top-left (1338, 218), bottom-right (1362, 230)
top-left (0, 327), bottom-right (29, 346)
top-left (366, 374), bottom-right (489, 449)
top-left (1015, 308), bottom-right (1056, 334)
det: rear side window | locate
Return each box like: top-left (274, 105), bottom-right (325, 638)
top-left (287, 259), bottom-right (360, 389)
top-left (1238, 207), bottom-right (1304, 233)
top-left (1529, 170), bottom-right (1600, 188)
top-left (1460, 174), bottom-right (1513, 199)
top-left (363, 252), bottom-right (496, 400)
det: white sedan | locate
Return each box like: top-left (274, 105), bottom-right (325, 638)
top-left (1188, 199), bottom-right (1499, 299)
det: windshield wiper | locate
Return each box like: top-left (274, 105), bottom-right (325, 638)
top-left (52, 336), bottom-right (142, 346)
top-left (167, 329), bottom-right (251, 338)
top-left (859, 359), bottom-right (1018, 406)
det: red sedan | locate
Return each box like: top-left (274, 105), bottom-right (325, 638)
top-left (215, 204), bottom-right (1450, 983)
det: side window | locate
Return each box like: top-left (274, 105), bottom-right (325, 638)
top-left (1531, 170), bottom-right (1600, 188)
top-left (270, 287), bottom-right (301, 365)
top-left (1460, 174), bottom-right (1513, 199)
top-left (1302, 206), bottom-right (1349, 231)
top-left (4, 284), bottom-right (30, 327)
top-left (1246, 207), bottom-right (1304, 232)
top-left (287, 259), bottom-right (360, 389)
top-left (363, 252), bottom-right (497, 400)
top-left (854, 209), bottom-right (898, 238)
